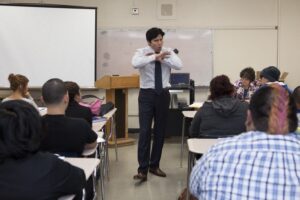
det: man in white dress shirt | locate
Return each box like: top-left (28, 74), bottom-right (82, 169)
top-left (132, 27), bottom-right (183, 181)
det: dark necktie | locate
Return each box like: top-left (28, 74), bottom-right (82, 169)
top-left (155, 61), bottom-right (163, 94)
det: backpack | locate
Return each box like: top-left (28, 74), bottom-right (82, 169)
top-left (79, 95), bottom-right (103, 116)
top-left (99, 101), bottom-right (114, 116)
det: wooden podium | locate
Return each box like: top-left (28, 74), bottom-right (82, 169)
top-left (95, 75), bottom-right (139, 146)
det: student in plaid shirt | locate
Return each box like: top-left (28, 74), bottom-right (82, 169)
top-left (234, 67), bottom-right (259, 101)
top-left (190, 84), bottom-right (300, 200)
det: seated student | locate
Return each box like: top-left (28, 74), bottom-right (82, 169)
top-left (64, 81), bottom-right (93, 127)
top-left (2, 73), bottom-right (38, 110)
top-left (260, 66), bottom-right (290, 91)
top-left (292, 85), bottom-right (300, 126)
top-left (189, 75), bottom-right (248, 138)
top-left (0, 100), bottom-right (86, 200)
top-left (40, 78), bottom-right (97, 157)
top-left (234, 67), bottom-right (259, 101)
top-left (190, 84), bottom-right (300, 200)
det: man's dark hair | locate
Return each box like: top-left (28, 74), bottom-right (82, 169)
top-left (64, 81), bottom-right (80, 102)
top-left (250, 84), bottom-right (298, 134)
top-left (42, 78), bottom-right (67, 105)
top-left (240, 67), bottom-right (255, 82)
top-left (0, 100), bottom-right (42, 162)
top-left (209, 75), bottom-right (234, 100)
top-left (146, 27), bottom-right (165, 42)
top-left (292, 86), bottom-right (300, 106)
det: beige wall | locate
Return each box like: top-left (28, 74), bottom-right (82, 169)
top-left (278, 0), bottom-right (300, 88)
top-left (1, 0), bottom-right (299, 128)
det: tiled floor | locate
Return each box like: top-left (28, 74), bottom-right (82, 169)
top-left (99, 135), bottom-right (188, 200)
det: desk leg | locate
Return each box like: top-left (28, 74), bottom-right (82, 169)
top-left (180, 116), bottom-right (186, 167)
top-left (97, 143), bottom-right (105, 200)
top-left (112, 115), bottom-right (118, 161)
top-left (186, 151), bottom-right (194, 200)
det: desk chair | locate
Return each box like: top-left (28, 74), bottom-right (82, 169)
top-left (186, 138), bottom-right (218, 200)
top-left (82, 146), bottom-right (99, 200)
top-left (92, 108), bottom-right (117, 183)
top-left (58, 194), bottom-right (75, 200)
top-left (59, 158), bottom-right (100, 200)
top-left (96, 132), bottom-right (106, 200)
top-left (92, 118), bottom-right (110, 183)
top-left (102, 108), bottom-right (118, 162)
top-left (180, 110), bottom-right (197, 167)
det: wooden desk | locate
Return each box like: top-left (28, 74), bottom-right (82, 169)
top-left (58, 158), bottom-right (100, 200)
top-left (186, 138), bottom-right (218, 200)
top-left (180, 110), bottom-right (197, 167)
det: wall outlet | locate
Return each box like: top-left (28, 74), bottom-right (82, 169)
top-left (132, 8), bottom-right (139, 15)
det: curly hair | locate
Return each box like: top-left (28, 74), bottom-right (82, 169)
top-left (249, 84), bottom-right (298, 134)
top-left (0, 100), bottom-right (42, 162)
top-left (8, 73), bottom-right (29, 91)
top-left (209, 75), bottom-right (234, 100)
top-left (240, 67), bottom-right (255, 82)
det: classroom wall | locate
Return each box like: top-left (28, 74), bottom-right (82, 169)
top-left (1, 0), bottom-right (299, 129)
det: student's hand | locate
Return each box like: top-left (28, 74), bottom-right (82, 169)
top-left (24, 91), bottom-right (33, 100)
top-left (24, 91), bottom-right (30, 98)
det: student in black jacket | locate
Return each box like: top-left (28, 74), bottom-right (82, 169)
top-left (0, 100), bottom-right (86, 200)
top-left (190, 75), bottom-right (248, 138)
top-left (64, 81), bottom-right (93, 127)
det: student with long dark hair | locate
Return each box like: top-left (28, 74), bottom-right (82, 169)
top-left (64, 81), bottom-right (93, 126)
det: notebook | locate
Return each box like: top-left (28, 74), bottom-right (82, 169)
top-left (170, 73), bottom-right (190, 88)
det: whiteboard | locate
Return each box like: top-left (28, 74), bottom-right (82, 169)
top-left (0, 4), bottom-right (96, 88)
top-left (97, 29), bottom-right (213, 86)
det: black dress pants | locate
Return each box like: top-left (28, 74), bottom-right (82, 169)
top-left (137, 89), bottom-right (170, 173)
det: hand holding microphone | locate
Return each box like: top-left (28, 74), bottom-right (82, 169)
top-left (155, 51), bottom-right (171, 61)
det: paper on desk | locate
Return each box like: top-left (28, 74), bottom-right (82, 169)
top-left (189, 102), bottom-right (203, 109)
top-left (92, 116), bottom-right (106, 122)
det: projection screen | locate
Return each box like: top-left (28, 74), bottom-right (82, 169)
top-left (0, 4), bottom-right (96, 88)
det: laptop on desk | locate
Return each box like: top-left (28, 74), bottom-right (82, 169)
top-left (169, 73), bottom-right (190, 89)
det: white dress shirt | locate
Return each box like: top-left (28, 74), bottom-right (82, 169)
top-left (132, 46), bottom-right (183, 89)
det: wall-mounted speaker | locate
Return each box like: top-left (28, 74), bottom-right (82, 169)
top-left (157, 0), bottom-right (177, 19)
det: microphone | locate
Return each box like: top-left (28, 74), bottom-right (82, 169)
top-left (173, 48), bottom-right (179, 54)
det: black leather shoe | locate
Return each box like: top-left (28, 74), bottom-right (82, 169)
top-left (149, 168), bottom-right (166, 177)
top-left (133, 172), bottom-right (147, 182)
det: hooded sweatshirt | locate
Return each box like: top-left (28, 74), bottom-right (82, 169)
top-left (189, 96), bottom-right (248, 138)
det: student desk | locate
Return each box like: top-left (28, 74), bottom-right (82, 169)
top-left (38, 107), bottom-right (47, 116)
top-left (92, 118), bottom-right (107, 132)
top-left (180, 110), bottom-right (197, 167)
top-left (180, 102), bottom-right (203, 167)
top-left (92, 108), bottom-right (118, 161)
top-left (58, 158), bottom-right (100, 200)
